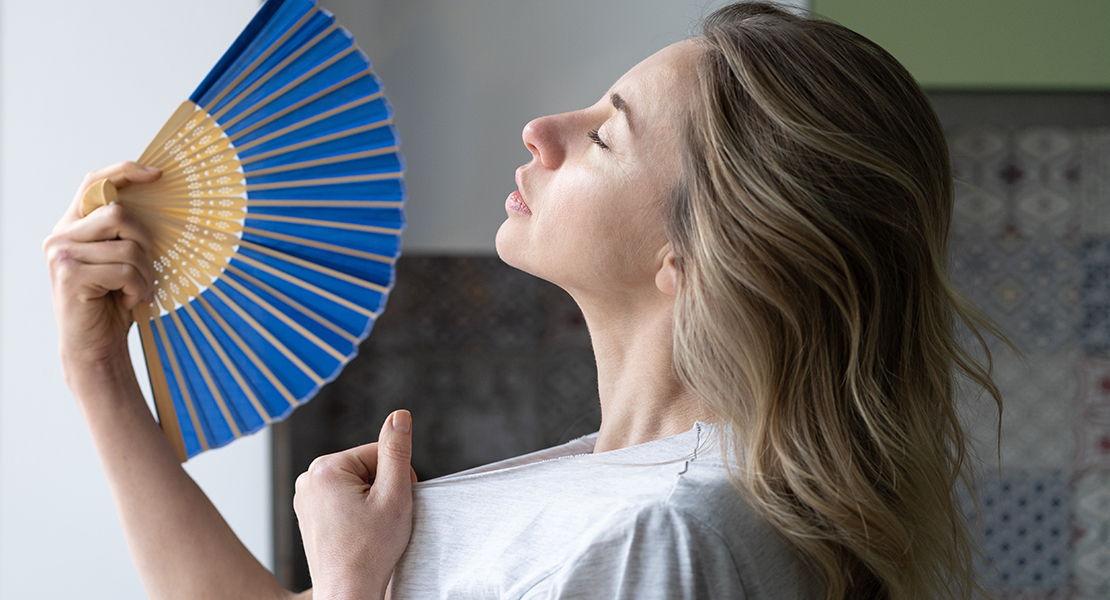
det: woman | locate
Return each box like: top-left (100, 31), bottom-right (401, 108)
top-left (44, 3), bottom-right (1001, 599)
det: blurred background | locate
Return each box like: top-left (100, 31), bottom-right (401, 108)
top-left (1, 0), bottom-right (1107, 598)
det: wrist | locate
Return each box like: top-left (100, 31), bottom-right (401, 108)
top-left (61, 347), bottom-right (141, 402)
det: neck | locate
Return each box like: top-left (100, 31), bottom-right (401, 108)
top-left (569, 287), bottom-right (710, 453)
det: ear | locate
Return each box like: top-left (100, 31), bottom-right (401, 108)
top-left (655, 248), bottom-right (679, 296)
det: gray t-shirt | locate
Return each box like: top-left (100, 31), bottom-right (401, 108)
top-left (391, 422), bottom-right (822, 599)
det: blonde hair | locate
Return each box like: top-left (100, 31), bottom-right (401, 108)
top-left (667, 4), bottom-right (1003, 598)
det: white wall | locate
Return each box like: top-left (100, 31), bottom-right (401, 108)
top-left (0, 1), bottom-right (270, 598)
top-left (323, 0), bottom-right (808, 253)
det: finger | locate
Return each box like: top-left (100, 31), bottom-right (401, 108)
top-left (374, 410), bottom-right (413, 497)
top-left (64, 203), bottom-right (155, 252)
top-left (67, 262), bottom-right (153, 310)
top-left (100, 161), bottom-right (163, 189)
top-left (55, 240), bottom-right (157, 298)
top-left (66, 162), bottom-right (162, 222)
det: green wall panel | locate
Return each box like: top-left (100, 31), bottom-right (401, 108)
top-left (811, 0), bottom-right (1110, 90)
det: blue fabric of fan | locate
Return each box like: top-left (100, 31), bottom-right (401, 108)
top-left (223, 71), bottom-right (383, 141)
top-left (191, 0), bottom-right (315, 106)
top-left (239, 236), bottom-right (396, 294)
top-left (186, 295), bottom-right (301, 416)
top-left (237, 99), bottom-right (396, 160)
top-left (232, 246), bottom-right (383, 332)
top-left (245, 153), bottom-right (402, 184)
top-left (242, 125), bottom-right (397, 171)
top-left (210, 28), bottom-right (365, 121)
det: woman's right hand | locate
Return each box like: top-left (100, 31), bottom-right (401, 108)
top-left (44, 162), bottom-right (161, 375)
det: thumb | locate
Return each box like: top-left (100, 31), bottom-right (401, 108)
top-left (374, 410), bottom-right (414, 496)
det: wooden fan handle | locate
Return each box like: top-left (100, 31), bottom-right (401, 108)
top-left (81, 179), bottom-right (119, 217)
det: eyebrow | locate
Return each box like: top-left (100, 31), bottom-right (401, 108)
top-left (611, 93), bottom-right (633, 131)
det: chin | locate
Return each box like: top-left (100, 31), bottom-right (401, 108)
top-left (495, 219), bottom-right (550, 283)
top-left (494, 217), bottom-right (510, 253)
top-left (495, 219), bottom-right (525, 269)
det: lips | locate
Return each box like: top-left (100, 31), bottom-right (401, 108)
top-left (505, 189), bottom-right (531, 216)
top-left (506, 168), bottom-right (532, 216)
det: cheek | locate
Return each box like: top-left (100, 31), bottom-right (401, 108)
top-left (526, 185), bottom-right (611, 282)
top-left (496, 168), bottom-right (671, 292)
top-left (549, 184), bottom-right (668, 288)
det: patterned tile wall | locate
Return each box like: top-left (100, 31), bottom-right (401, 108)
top-left (952, 126), bottom-right (1110, 598)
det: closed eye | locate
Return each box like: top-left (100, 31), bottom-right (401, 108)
top-left (587, 128), bottom-right (610, 150)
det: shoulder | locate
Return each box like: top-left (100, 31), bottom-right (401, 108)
top-left (667, 454), bottom-right (823, 599)
top-left (519, 455), bottom-right (822, 600)
top-left (519, 501), bottom-right (744, 600)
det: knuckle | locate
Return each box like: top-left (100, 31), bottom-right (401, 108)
top-left (52, 264), bottom-right (72, 287)
top-left (101, 203), bottom-right (125, 221)
top-left (50, 249), bottom-right (78, 277)
top-left (43, 237), bottom-right (64, 262)
top-left (53, 246), bottom-right (74, 265)
top-left (308, 454), bottom-right (340, 476)
top-left (122, 240), bottom-right (145, 263)
top-left (116, 263), bottom-right (138, 281)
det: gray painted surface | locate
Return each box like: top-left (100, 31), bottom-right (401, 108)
top-left (323, 0), bottom-right (808, 253)
top-left (929, 92), bottom-right (1110, 128)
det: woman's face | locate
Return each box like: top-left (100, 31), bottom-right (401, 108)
top-left (495, 41), bottom-right (701, 301)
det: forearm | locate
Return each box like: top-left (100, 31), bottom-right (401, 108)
top-left (67, 353), bottom-right (292, 600)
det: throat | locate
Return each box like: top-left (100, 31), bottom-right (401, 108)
top-left (576, 295), bottom-right (712, 453)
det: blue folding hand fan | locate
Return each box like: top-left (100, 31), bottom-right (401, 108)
top-left (81, 0), bottom-right (404, 462)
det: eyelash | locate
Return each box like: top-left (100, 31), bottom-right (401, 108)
top-left (587, 128), bottom-right (610, 150)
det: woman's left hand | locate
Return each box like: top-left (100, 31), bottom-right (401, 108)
top-left (294, 410), bottom-right (417, 600)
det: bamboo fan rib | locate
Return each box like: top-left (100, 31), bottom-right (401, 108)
top-left (90, 0), bottom-right (404, 461)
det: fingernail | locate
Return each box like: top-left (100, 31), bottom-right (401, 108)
top-left (392, 410), bottom-right (411, 433)
top-left (141, 164), bottom-right (159, 172)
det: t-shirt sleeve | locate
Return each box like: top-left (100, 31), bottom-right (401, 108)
top-left (519, 503), bottom-right (746, 600)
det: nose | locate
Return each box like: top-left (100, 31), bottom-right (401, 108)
top-left (522, 113), bottom-right (566, 170)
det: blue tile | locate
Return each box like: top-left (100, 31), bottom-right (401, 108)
top-left (966, 471), bottom-right (1070, 592)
